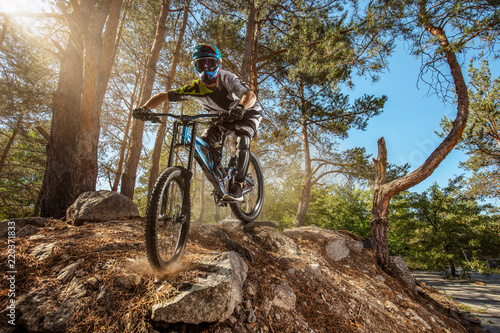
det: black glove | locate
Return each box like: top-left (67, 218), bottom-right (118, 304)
top-left (228, 104), bottom-right (245, 121)
top-left (133, 107), bottom-right (160, 123)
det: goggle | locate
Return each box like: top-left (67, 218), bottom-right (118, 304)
top-left (193, 57), bottom-right (220, 72)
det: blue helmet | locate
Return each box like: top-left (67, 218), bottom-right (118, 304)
top-left (192, 44), bottom-right (222, 85)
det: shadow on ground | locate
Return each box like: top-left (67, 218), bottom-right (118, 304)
top-left (413, 271), bottom-right (500, 333)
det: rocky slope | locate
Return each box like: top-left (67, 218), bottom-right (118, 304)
top-left (0, 217), bottom-right (484, 333)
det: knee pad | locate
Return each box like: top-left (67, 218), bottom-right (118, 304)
top-left (236, 135), bottom-right (251, 152)
top-left (235, 134), bottom-right (251, 182)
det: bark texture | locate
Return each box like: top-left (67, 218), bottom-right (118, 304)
top-left (121, 0), bottom-right (170, 199)
top-left (370, 13), bottom-right (469, 269)
top-left (40, 0), bottom-right (123, 218)
top-left (295, 85), bottom-right (312, 227)
top-left (148, 1), bottom-right (189, 194)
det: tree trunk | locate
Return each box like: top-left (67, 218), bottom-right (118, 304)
top-left (250, 22), bottom-right (260, 95)
top-left (40, 0), bottom-right (123, 218)
top-left (121, 0), bottom-right (170, 199)
top-left (371, 137), bottom-right (390, 268)
top-left (72, 1), bottom-right (115, 196)
top-left (241, 0), bottom-right (256, 83)
top-left (198, 175), bottom-right (205, 223)
top-left (295, 83), bottom-right (313, 227)
top-left (112, 108), bottom-right (133, 191)
top-left (370, 16), bottom-right (470, 269)
top-left (148, 0), bottom-right (189, 194)
top-left (40, 33), bottom-right (83, 218)
top-left (449, 261), bottom-right (457, 277)
top-left (112, 66), bottom-right (141, 192)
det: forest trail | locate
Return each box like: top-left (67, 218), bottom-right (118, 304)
top-left (0, 218), bottom-right (487, 332)
top-left (413, 271), bottom-right (500, 333)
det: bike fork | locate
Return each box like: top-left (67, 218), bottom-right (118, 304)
top-left (180, 121), bottom-right (198, 223)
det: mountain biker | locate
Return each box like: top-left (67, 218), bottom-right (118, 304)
top-left (133, 44), bottom-right (263, 202)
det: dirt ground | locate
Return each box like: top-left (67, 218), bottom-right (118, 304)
top-left (0, 219), bottom-right (487, 332)
top-left (412, 271), bottom-right (500, 333)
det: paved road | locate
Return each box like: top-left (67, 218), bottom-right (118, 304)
top-left (412, 271), bottom-right (500, 333)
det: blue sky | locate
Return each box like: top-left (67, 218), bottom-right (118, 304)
top-left (342, 43), bottom-right (496, 193)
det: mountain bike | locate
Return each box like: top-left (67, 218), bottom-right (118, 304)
top-left (142, 112), bottom-right (264, 271)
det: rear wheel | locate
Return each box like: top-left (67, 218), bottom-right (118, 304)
top-left (229, 152), bottom-right (264, 223)
top-left (145, 167), bottom-right (190, 271)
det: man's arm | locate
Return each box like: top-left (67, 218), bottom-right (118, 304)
top-left (143, 92), bottom-right (169, 109)
top-left (239, 89), bottom-right (256, 110)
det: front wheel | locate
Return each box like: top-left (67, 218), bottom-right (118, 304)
top-left (145, 167), bottom-right (190, 271)
top-left (229, 152), bottom-right (264, 223)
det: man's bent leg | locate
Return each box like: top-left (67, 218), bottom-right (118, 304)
top-left (223, 130), bottom-right (251, 201)
top-left (234, 132), bottom-right (251, 182)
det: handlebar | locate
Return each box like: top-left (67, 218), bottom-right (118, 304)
top-left (154, 113), bottom-right (221, 121)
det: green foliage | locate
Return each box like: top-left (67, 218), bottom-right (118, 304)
top-left (367, 0), bottom-right (500, 97)
top-left (308, 184), bottom-right (372, 238)
top-left (0, 20), bottom-right (55, 218)
top-left (440, 59), bottom-right (500, 199)
top-left (260, 161), bottom-right (304, 230)
top-left (389, 177), bottom-right (500, 274)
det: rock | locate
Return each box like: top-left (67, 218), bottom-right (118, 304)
top-left (389, 256), bottom-right (416, 292)
top-left (346, 239), bottom-right (364, 253)
top-left (30, 243), bottom-right (56, 261)
top-left (86, 276), bottom-right (100, 288)
top-left (16, 224), bottom-right (39, 238)
top-left (151, 252), bottom-right (248, 325)
top-left (384, 301), bottom-right (398, 312)
top-left (218, 219), bottom-right (245, 229)
top-left (244, 282), bottom-right (257, 297)
top-left (325, 237), bottom-right (350, 261)
top-left (249, 227), bottom-right (298, 255)
top-left (18, 279), bottom-right (86, 332)
top-left (243, 220), bottom-right (279, 230)
top-left (246, 308), bottom-right (257, 324)
top-left (18, 288), bottom-right (59, 332)
top-left (214, 229), bottom-right (254, 264)
top-left (310, 263), bottom-right (321, 273)
top-left (115, 273), bottom-right (142, 289)
top-left (459, 311), bottom-right (482, 325)
top-left (0, 217), bottom-right (47, 238)
top-left (61, 278), bottom-right (87, 300)
top-left (405, 309), bottom-right (431, 330)
top-left (283, 225), bottom-right (338, 237)
top-left (58, 259), bottom-right (85, 283)
top-left (66, 190), bottom-right (140, 226)
top-left (45, 280), bottom-right (86, 332)
top-left (272, 282), bottom-right (296, 311)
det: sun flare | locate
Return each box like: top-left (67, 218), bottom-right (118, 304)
top-left (0, 0), bottom-right (48, 13)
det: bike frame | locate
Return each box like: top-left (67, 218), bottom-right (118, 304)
top-left (159, 114), bottom-right (228, 206)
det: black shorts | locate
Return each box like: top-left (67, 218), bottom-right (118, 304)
top-left (200, 109), bottom-right (262, 146)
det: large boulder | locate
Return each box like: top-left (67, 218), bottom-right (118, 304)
top-left (151, 251), bottom-right (248, 325)
top-left (66, 190), bottom-right (140, 225)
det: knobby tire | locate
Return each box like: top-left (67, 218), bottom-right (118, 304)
top-left (229, 152), bottom-right (264, 223)
top-left (145, 167), bottom-right (190, 271)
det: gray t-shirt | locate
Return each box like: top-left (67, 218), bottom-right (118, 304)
top-left (167, 70), bottom-right (262, 114)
